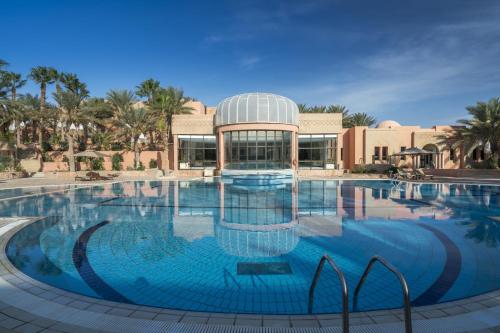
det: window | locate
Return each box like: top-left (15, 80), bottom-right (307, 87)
top-left (382, 147), bottom-right (388, 161)
top-left (450, 147), bottom-right (455, 161)
top-left (298, 134), bottom-right (337, 169)
top-left (373, 146), bottom-right (380, 160)
top-left (223, 130), bottom-right (291, 169)
top-left (178, 135), bottom-right (216, 169)
top-left (400, 146), bottom-right (406, 160)
top-left (340, 148), bottom-right (344, 161)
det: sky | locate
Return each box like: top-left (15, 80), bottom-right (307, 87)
top-left (2, 0), bottom-right (500, 126)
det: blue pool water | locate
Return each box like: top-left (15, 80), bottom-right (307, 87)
top-left (4, 179), bottom-right (500, 314)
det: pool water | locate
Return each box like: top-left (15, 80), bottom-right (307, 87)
top-left (4, 179), bottom-right (500, 314)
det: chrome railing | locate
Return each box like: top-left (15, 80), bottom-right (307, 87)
top-left (308, 254), bottom-right (349, 333)
top-left (353, 255), bottom-right (412, 333)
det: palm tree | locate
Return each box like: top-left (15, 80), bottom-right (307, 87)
top-left (444, 98), bottom-right (500, 168)
top-left (347, 112), bottom-right (376, 127)
top-left (136, 79), bottom-right (160, 105)
top-left (53, 82), bottom-right (93, 172)
top-left (113, 107), bottom-right (152, 169)
top-left (107, 90), bottom-right (136, 115)
top-left (151, 87), bottom-right (192, 172)
top-left (297, 103), bottom-right (309, 113)
top-left (136, 80), bottom-right (161, 145)
top-left (2, 72), bottom-right (26, 145)
top-left (326, 104), bottom-right (352, 127)
top-left (28, 66), bottom-right (59, 151)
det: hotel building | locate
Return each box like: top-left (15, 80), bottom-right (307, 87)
top-left (171, 92), bottom-right (470, 176)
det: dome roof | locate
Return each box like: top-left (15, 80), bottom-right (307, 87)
top-left (215, 92), bottom-right (299, 126)
top-left (376, 120), bottom-right (401, 129)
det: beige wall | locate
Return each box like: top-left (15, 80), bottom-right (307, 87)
top-left (343, 124), bottom-right (463, 170)
top-left (172, 114), bottom-right (215, 135)
top-left (298, 113), bottom-right (342, 134)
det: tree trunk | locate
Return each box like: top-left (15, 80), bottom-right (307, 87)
top-left (67, 133), bottom-right (76, 172)
top-left (163, 130), bottom-right (169, 172)
top-left (133, 138), bottom-right (140, 169)
top-left (39, 83), bottom-right (46, 153)
top-left (38, 127), bottom-right (43, 152)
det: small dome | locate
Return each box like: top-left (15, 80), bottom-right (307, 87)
top-left (215, 92), bottom-right (299, 126)
top-left (377, 120), bottom-right (401, 129)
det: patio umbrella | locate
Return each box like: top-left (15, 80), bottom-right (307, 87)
top-left (392, 147), bottom-right (437, 156)
top-left (72, 150), bottom-right (109, 158)
top-left (391, 147), bottom-right (437, 169)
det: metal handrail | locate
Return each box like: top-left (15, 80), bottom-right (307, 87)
top-left (308, 254), bottom-right (349, 333)
top-left (353, 255), bottom-right (412, 333)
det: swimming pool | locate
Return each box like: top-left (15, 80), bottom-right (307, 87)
top-left (3, 179), bottom-right (500, 315)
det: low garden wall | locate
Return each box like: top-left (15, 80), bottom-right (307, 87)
top-left (425, 168), bottom-right (500, 179)
top-left (41, 151), bottom-right (167, 172)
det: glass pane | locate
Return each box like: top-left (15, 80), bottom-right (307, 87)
top-left (257, 131), bottom-right (266, 146)
top-left (298, 135), bottom-right (311, 149)
top-left (204, 136), bottom-right (216, 149)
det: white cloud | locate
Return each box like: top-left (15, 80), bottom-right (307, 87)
top-left (290, 12), bottom-right (500, 116)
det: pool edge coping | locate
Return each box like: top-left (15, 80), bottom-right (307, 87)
top-left (1, 217), bottom-right (500, 332)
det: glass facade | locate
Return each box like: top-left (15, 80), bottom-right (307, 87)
top-left (224, 130), bottom-right (292, 169)
top-left (178, 135), bottom-right (216, 169)
top-left (298, 134), bottom-right (337, 169)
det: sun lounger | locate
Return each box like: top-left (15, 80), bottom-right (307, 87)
top-left (415, 168), bottom-right (434, 180)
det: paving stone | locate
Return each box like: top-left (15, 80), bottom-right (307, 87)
top-left (462, 303), bottom-right (488, 311)
top-left (51, 297), bottom-right (72, 306)
top-left (181, 316), bottom-right (209, 324)
top-left (129, 311), bottom-right (156, 320)
top-left (234, 318), bottom-right (261, 327)
top-left (442, 305), bottom-right (469, 315)
top-left (37, 292), bottom-right (59, 301)
top-left (13, 323), bottom-right (44, 333)
top-left (371, 314), bottom-right (401, 324)
top-left (291, 319), bottom-right (320, 328)
top-left (350, 316), bottom-right (375, 325)
top-left (39, 330), bottom-right (64, 333)
top-left (106, 308), bottom-right (134, 317)
top-left (207, 317), bottom-right (235, 326)
top-left (419, 309), bottom-right (448, 318)
top-left (29, 318), bottom-right (57, 329)
top-left (86, 304), bottom-right (112, 314)
top-left (209, 313), bottom-right (236, 319)
top-left (263, 319), bottom-right (291, 327)
top-left (67, 301), bottom-right (91, 310)
top-left (1, 308), bottom-right (38, 322)
top-left (153, 313), bottom-right (182, 322)
top-left (0, 318), bottom-right (25, 329)
top-left (319, 318), bottom-right (343, 327)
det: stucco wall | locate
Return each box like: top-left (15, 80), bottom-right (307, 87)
top-left (298, 113), bottom-right (342, 134)
top-left (172, 114), bottom-right (215, 135)
top-left (42, 151), bottom-right (166, 172)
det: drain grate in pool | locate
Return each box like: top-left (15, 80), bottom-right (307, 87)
top-left (237, 262), bottom-right (292, 275)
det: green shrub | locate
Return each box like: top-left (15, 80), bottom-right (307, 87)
top-left (91, 157), bottom-right (104, 170)
top-left (351, 165), bottom-right (366, 174)
top-left (149, 159), bottom-right (158, 169)
top-left (112, 153), bottom-right (123, 171)
top-left (136, 161), bottom-right (145, 171)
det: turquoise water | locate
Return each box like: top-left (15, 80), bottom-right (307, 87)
top-left (4, 179), bottom-right (500, 314)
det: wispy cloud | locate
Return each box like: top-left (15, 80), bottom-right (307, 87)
top-left (239, 56), bottom-right (261, 70)
top-left (291, 10), bottom-right (500, 118)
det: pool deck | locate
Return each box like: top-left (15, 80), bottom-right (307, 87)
top-left (1, 217), bottom-right (500, 333)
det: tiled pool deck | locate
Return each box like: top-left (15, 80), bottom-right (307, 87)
top-left (1, 218), bottom-right (500, 332)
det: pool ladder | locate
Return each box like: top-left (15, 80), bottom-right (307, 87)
top-left (308, 255), bottom-right (413, 333)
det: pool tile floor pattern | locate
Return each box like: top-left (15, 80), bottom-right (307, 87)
top-left (2, 218), bottom-right (500, 333)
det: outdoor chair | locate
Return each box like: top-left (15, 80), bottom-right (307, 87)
top-left (397, 169), bottom-right (415, 180)
top-left (415, 168), bottom-right (434, 180)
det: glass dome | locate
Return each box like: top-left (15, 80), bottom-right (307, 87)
top-left (215, 92), bottom-right (299, 126)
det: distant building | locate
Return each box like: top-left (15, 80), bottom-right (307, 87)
top-left (171, 92), bottom-right (473, 176)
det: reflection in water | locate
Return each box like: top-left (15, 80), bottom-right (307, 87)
top-left (461, 218), bottom-right (500, 248)
top-left (3, 179), bottom-right (500, 314)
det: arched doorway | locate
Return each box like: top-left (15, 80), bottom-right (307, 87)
top-left (421, 144), bottom-right (439, 168)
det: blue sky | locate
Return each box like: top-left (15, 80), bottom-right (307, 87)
top-left (2, 0), bottom-right (500, 126)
